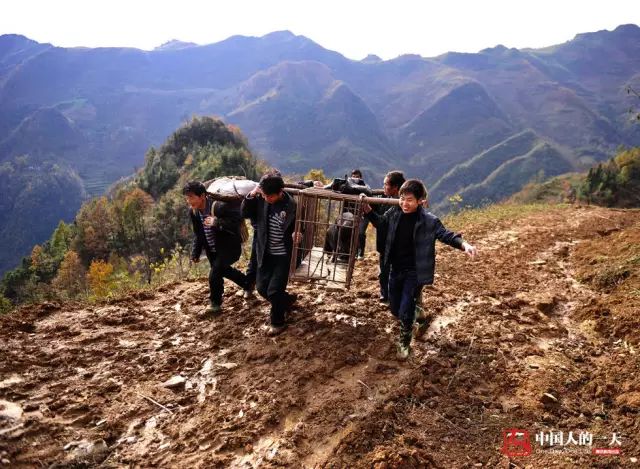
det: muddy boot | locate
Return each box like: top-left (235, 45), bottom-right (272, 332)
top-left (266, 323), bottom-right (288, 336)
top-left (244, 280), bottom-right (256, 299)
top-left (200, 302), bottom-right (221, 319)
top-left (286, 293), bottom-right (298, 311)
top-left (237, 287), bottom-right (255, 299)
top-left (413, 301), bottom-right (430, 339)
top-left (397, 328), bottom-right (412, 360)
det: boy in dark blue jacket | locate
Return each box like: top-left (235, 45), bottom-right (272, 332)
top-left (183, 181), bottom-right (248, 317)
top-left (241, 172), bottom-right (299, 336)
top-left (362, 179), bottom-right (477, 358)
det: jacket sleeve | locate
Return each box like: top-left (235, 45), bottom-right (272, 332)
top-left (366, 205), bottom-right (391, 229)
top-left (434, 218), bottom-right (464, 250)
top-left (241, 195), bottom-right (259, 220)
top-left (189, 210), bottom-right (203, 260)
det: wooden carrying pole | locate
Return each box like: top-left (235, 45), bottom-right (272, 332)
top-left (203, 182), bottom-right (394, 204)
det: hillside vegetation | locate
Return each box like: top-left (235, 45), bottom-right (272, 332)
top-left (509, 146), bottom-right (640, 208)
top-left (0, 117), bottom-right (260, 311)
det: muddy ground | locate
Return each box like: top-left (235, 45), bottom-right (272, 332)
top-left (1, 205), bottom-right (639, 468)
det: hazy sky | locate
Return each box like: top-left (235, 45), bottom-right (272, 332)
top-left (2, 0), bottom-right (638, 60)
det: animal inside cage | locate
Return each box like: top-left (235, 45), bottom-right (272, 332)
top-left (289, 188), bottom-right (365, 290)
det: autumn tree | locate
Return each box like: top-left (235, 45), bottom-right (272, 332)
top-left (52, 250), bottom-right (86, 297)
top-left (304, 168), bottom-right (329, 184)
top-left (73, 197), bottom-right (116, 263)
top-left (579, 147), bottom-right (640, 207)
top-left (87, 259), bottom-right (114, 297)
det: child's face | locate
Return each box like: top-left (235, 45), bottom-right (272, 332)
top-left (399, 193), bottom-right (422, 213)
top-left (383, 177), bottom-right (399, 197)
top-left (185, 193), bottom-right (206, 210)
top-left (264, 190), bottom-right (284, 205)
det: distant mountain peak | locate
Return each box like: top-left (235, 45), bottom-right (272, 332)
top-left (155, 39), bottom-right (197, 51)
top-left (395, 53), bottom-right (425, 63)
top-left (572, 23), bottom-right (640, 42)
top-left (361, 54), bottom-right (382, 64)
top-left (613, 23), bottom-right (640, 36)
top-left (262, 30), bottom-right (296, 40)
top-left (0, 33), bottom-right (36, 43)
top-left (480, 44), bottom-right (513, 53)
top-left (0, 34), bottom-right (47, 50)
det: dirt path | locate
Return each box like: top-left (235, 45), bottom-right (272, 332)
top-left (1, 205), bottom-right (639, 467)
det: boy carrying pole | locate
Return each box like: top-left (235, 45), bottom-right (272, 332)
top-left (183, 181), bottom-right (249, 318)
top-left (241, 172), bottom-right (301, 336)
top-left (361, 179), bottom-right (477, 359)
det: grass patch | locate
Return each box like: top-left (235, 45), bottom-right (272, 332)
top-left (587, 266), bottom-right (631, 290)
top-left (442, 202), bottom-right (570, 231)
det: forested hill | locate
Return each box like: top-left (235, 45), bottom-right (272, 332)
top-left (0, 117), bottom-right (260, 309)
top-left (1, 24), bottom-right (640, 273)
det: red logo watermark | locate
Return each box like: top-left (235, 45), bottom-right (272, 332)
top-left (593, 448), bottom-right (621, 455)
top-left (501, 429), bottom-right (532, 457)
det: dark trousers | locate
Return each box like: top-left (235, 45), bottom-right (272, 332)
top-left (357, 218), bottom-right (369, 256)
top-left (257, 254), bottom-right (292, 327)
top-left (246, 232), bottom-right (258, 287)
top-left (206, 252), bottom-right (247, 306)
top-left (379, 254), bottom-right (391, 300)
top-left (389, 268), bottom-right (419, 336)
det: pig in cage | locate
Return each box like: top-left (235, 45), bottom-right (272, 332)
top-left (289, 188), bottom-right (365, 290)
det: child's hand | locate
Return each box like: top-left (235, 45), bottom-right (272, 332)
top-left (358, 193), bottom-right (372, 214)
top-left (462, 242), bottom-right (477, 259)
top-left (292, 232), bottom-right (302, 244)
top-left (248, 186), bottom-right (263, 198)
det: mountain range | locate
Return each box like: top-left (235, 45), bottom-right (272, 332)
top-left (1, 25), bottom-right (639, 273)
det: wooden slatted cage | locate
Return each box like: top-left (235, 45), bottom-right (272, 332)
top-left (289, 188), bottom-right (365, 290)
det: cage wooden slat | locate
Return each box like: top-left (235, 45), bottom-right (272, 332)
top-left (288, 188), bottom-right (373, 290)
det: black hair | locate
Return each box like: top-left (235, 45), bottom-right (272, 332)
top-left (182, 180), bottom-right (206, 196)
top-left (385, 170), bottom-right (405, 189)
top-left (259, 171), bottom-right (285, 195)
top-left (351, 169), bottom-right (362, 178)
top-left (399, 179), bottom-right (427, 201)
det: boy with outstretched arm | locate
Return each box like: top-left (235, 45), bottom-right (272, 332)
top-left (361, 179), bottom-right (477, 359)
top-left (183, 181), bottom-right (249, 318)
top-left (241, 172), bottom-right (300, 336)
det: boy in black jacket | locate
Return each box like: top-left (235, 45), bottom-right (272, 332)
top-left (241, 172), bottom-right (299, 336)
top-left (183, 181), bottom-right (248, 317)
top-left (362, 179), bottom-right (477, 358)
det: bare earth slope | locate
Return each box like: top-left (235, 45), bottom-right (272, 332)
top-left (1, 205), bottom-right (639, 467)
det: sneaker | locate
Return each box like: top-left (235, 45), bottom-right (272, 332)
top-left (379, 296), bottom-right (389, 304)
top-left (356, 254), bottom-right (364, 261)
top-left (266, 324), bottom-right (287, 336)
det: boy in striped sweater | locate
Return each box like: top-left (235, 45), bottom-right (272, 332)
top-left (241, 172), bottom-right (300, 336)
top-left (183, 181), bottom-right (248, 317)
